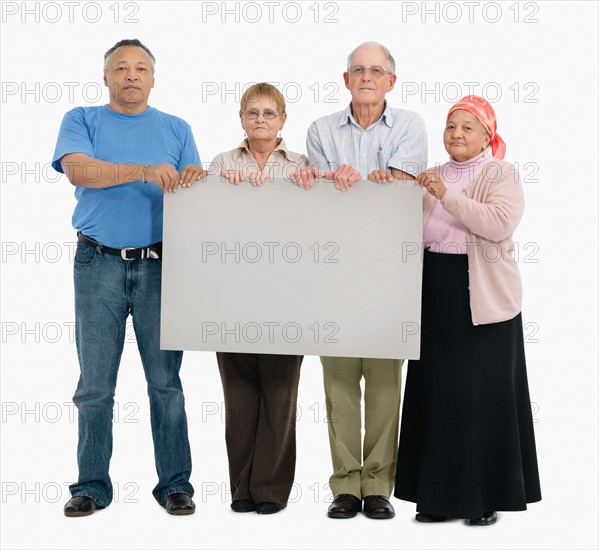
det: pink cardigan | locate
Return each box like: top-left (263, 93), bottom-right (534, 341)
top-left (423, 159), bottom-right (525, 325)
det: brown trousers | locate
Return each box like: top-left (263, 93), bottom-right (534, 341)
top-left (216, 352), bottom-right (302, 506)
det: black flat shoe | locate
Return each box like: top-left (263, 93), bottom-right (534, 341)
top-left (231, 499), bottom-right (256, 513)
top-left (256, 502), bottom-right (284, 515)
top-left (363, 495), bottom-right (395, 519)
top-left (468, 511), bottom-right (497, 526)
top-left (327, 494), bottom-right (361, 519)
top-left (164, 493), bottom-right (195, 515)
top-left (64, 496), bottom-right (102, 517)
top-left (415, 513), bottom-right (449, 523)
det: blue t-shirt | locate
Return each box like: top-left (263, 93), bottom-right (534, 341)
top-left (52, 105), bottom-right (201, 248)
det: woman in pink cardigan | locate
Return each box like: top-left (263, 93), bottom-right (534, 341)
top-left (394, 96), bottom-right (541, 525)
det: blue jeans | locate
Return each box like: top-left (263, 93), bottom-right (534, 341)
top-left (69, 240), bottom-right (193, 507)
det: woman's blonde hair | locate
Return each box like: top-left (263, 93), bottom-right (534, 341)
top-left (240, 83), bottom-right (286, 115)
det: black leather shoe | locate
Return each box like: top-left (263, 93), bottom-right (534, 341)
top-left (363, 495), bottom-right (395, 519)
top-left (468, 511), bottom-right (497, 526)
top-left (256, 501), bottom-right (284, 515)
top-left (64, 496), bottom-right (102, 517)
top-left (327, 494), bottom-right (362, 519)
top-left (231, 499), bottom-right (256, 513)
top-left (164, 493), bottom-right (195, 515)
top-left (415, 513), bottom-right (449, 523)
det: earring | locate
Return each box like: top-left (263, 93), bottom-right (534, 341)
top-left (278, 130), bottom-right (282, 139)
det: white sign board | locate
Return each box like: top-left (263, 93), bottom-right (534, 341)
top-left (161, 176), bottom-right (422, 359)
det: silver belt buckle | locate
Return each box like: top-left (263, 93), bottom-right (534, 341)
top-left (120, 247), bottom-right (136, 260)
top-left (148, 248), bottom-right (159, 260)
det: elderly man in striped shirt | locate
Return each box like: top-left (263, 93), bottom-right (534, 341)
top-left (292, 41), bottom-right (427, 520)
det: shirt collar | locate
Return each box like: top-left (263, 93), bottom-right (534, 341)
top-left (340, 101), bottom-right (394, 129)
top-left (236, 138), bottom-right (290, 160)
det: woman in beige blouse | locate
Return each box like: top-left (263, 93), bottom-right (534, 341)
top-left (213, 83), bottom-right (308, 186)
top-left (212, 83), bottom-right (308, 515)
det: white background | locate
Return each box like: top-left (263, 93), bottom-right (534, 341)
top-left (1, 1), bottom-right (597, 549)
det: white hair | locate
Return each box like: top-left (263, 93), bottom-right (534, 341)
top-left (347, 41), bottom-right (396, 74)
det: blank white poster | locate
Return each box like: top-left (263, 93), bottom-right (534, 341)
top-left (161, 176), bottom-right (423, 359)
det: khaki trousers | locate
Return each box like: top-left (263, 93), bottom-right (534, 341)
top-left (321, 356), bottom-right (402, 499)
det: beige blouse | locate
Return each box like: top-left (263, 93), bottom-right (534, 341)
top-left (212, 138), bottom-right (308, 178)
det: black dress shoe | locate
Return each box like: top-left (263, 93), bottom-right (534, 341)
top-left (256, 502), bottom-right (284, 515)
top-left (64, 496), bottom-right (102, 517)
top-left (164, 493), bottom-right (195, 515)
top-left (415, 513), bottom-right (449, 523)
top-left (468, 511), bottom-right (497, 526)
top-left (231, 499), bottom-right (256, 513)
top-left (327, 494), bottom-right (362, 519)
top-left (363, 495), bottom-right (395, 519)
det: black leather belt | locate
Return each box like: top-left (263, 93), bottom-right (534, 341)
top-left (77, 233), bottom-right (162, 260)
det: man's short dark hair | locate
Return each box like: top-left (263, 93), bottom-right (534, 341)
top-left (104, 39), bottom-right (155, 71)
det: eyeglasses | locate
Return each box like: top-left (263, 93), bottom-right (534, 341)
top-left (243, 110), bottom-right (280, 120)
top-left (347, 65), bottom-right (391, 78)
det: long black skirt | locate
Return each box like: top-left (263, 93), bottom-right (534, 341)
top-left (394, 250), bottom-right (541, 518)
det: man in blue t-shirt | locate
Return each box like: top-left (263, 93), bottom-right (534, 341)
top-left (52, 39), bottom-right (205, 517)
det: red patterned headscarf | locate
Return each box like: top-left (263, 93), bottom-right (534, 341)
top-left (447, 95), bottom-right (506, 159)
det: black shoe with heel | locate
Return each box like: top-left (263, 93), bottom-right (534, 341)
top-left (468, 511), bottom-right (497, 526)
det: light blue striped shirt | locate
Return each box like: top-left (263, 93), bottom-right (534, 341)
top-left (307, 102), bottom-right (427, 178)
